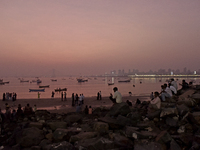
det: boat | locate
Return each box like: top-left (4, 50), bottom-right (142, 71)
top-left (36, 79), bottom-right (42, 84)
top-left (20, 80), bottom-right (29, 83)
top-left (108, 83), bottom-right (114, 85)
top-left (54, 88), bottom-right (67, 92)
top-left (51, 79), bottom-right (57, 82)
top-left (77, 78), bottom-right (88, 82)
top-left (39, 85), bottom-right (50, 88)
top-left (118, 79), bottom-right (130, 83)
top-left (29, 89), bottom-right (45, 92)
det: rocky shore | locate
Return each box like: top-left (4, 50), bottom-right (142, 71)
top-left (1, 89), bottom-right (200, 150)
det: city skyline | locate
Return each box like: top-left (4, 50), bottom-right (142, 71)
top-left (1, 1), bottom-right (200, 77)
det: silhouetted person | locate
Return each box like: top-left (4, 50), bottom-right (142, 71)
top-left (61, 92), bottom-right (63, 101)
top-left (72, 93), bottom-right (75, 106)
top-left (51, 91), bottom-right (55, 98)
top-left (3, 93), bottom-right (5, 101)
top-left (84, 105), bottom-right (89, 114)
top-left (126, 100), bottom-right (132, 106)
top-left (97, 92), bottom-right (99, 100)
top-left (64, 92), bottom-right (67, 101)
top-left (75, 93), bottom-right (79, 105)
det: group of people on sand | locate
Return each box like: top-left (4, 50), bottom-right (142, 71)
top-left (97, 91), bottom-right (102, 100)
top-left (2, 92), bottom-right (17, 101)
top-left (71, 93), bottom-right (85, 107)
top-left (0, 103), bottom-right (36, 134)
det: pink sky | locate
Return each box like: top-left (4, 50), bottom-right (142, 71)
top-left (0, 0), bottom-right (200, 77)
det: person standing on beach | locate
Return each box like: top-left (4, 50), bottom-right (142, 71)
top-left (61, 92), bottom-right (63, 101)
top-left (99, 91), bottom-right (102, 100)
top-left (51, 91), bottom-right (55, 98)
top-left (75, 93), bottom-right (79, 105)
top-left (109, 87), bottom-right (122, 104)
top-left (79, 94), bottom-right (83, 105)
top-left (64, 92), bottom-right (67, 101)
top-left (3, 93), bottom-right (5, 101)
top-left (38, 92), bottom-right (40, 99)
top-left (82, 93), bottom-right (84, 104)
top-left (72, 93), bottom-right (75, 106)
top-left (97, 92), bottom-right (99, 100)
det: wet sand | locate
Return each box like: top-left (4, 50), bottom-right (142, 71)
top-left (0, 95), bottom-right (149, 114)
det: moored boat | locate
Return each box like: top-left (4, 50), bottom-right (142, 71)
top-left (39, 85), bottom-right (50, 88)
top-left (118, 79), bottom-right (130, 83)
top-left (51, 79), bottom-right (57, 82)
top-left (29, 89), bottom-right (45, 92)
top-left (55, 88), bottom-right (67, 92)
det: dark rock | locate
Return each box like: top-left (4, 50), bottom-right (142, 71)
top-left (93, 122), bottom-right (109, 134)
top-left (43, 141), bottom-right (74, 150)
top-left (76, 137), bottom-right (116, 150)
top-left (147, 110), bottom-right (161, 120)
top-left (170, 139), bottom-right (181, 150)
top-left (165, 117), bottom-right (178, 127)
top-left (156, 130), bottom-right (172, 144)
top-left (109, 133), bottom-right (134, 149)
top-left (106, 102), bottom-right (131, 117)
top-left (28, 122), bottom-right (43, 129)
top-left (64, 114), bottom-right (82, 125)
top-left (69, 132), bottom-right (98, 143)
top-left (31, 146), bottom-right (41, 150)
top-left (116, 115), bottom-right (137, 126)
top-left (47, 121), bottom-right (67, 131)
top-left (98, 117), bottom-right (124, 129)
top-left (177, 104), bottom-right (189, 117)
top-left (160, 108), bottom-right (178, 118)
top-left (16, 127), bottom-right (44, 148)
top-left (39, 139), bottom-right (52, 150)
top-left (134, 141), bottom-right (164, 150)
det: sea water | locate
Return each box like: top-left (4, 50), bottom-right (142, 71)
top-left (0, 76), bottom-right (199, 99)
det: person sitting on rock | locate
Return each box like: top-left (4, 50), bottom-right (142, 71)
top-left (76, 104), bottom-right (81, 113)
top-left (23, 103), bottom-right (33, 116)
top-left (109, 87), bottom-right (122, 104)
top-left (126, 100), bottom-right (132, 106)
top-left (84, 105), bottom-right (89, 114)
top-left (148, 91), bottom-right (161, 112)
top-left (17, 104), bottom-right (24, 118)
top-left (88, 106), bottom-right (93, 114)
top-left (160, 84), bottom-right (172, 102)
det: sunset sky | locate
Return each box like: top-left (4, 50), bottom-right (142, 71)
top-left (0, 0), bottom-right (200, 77)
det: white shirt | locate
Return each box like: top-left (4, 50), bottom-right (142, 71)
top-left (171, 81), bottom-right (178, 90)
top-left (165, 87), bottom-right (172, 97)
top-left (113, 91), bottom-right (122, 103)
top-left (79, 95), bottom-right (83, 101)
top-left (150, 96), bottom-right (161, 109)
top-left (170, 86), bottom-right (177, 94)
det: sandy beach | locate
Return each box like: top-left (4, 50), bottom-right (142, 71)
top-left (0, 95), bottom-right (149, 114)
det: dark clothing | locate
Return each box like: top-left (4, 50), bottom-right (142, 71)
top-left (84, 107), bottom-right (89, 114)
top-left (109, 95), bottom-right (116, 103)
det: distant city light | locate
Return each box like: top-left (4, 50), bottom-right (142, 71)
top-left (194, 71), bottom-right (197, 74)
top-left (171, 72), bottom-right (173, 75)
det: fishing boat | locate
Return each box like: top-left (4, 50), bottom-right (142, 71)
top-left (77, 78), bottom-right (88, 82)
top-left (54, 88), bottom-right (67, 92)
top-left (36, 79), bottom-right (42, 84)
top-left (118, 79), bottom-right (130, 83)
top-left (29, 89), bottom-right (45, 92)
top-left (108, 83), bottom-right (114, 85)
top-left (39, 85), bottom-right (50, 88)
top-left (51, 79), bottom-right (57, 82)
top-left (20, 79), bottom-right (29, 83)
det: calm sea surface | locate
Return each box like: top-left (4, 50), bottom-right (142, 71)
top-left (0, 77), bottom-right (199, 99)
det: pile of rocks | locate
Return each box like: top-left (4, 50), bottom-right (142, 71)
top-left (1, 89), bottom-right (200, 150)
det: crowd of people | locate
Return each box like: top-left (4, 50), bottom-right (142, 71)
top-left (2, 92), bottom-right (17, 101)
top-left (0, 103), bottom-right (36, 134)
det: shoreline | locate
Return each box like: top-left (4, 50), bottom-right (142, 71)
top-left (0, 95), bottom-right (149, 113)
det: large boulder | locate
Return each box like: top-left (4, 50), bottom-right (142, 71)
top-left (75, 137), bottom-right (116, 150)
top-left (64, 114), bottom-right (82, 125)
top-left (134, 141), bottom-right (164, 150)
top-left (47, 121), bottom-right (67, 131)
top-left (69, 132), bottom-right (98, 143)
top-left (106, 102), bottom-right (131, 117)
top-left (43, 141), bottom-right (74, 150)
top-left (98, 117), bottom-right (125, 129)
top-left (16, 127), bottom-right (44, 148)
top-left (93, 122), bottom-right (109, 134)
